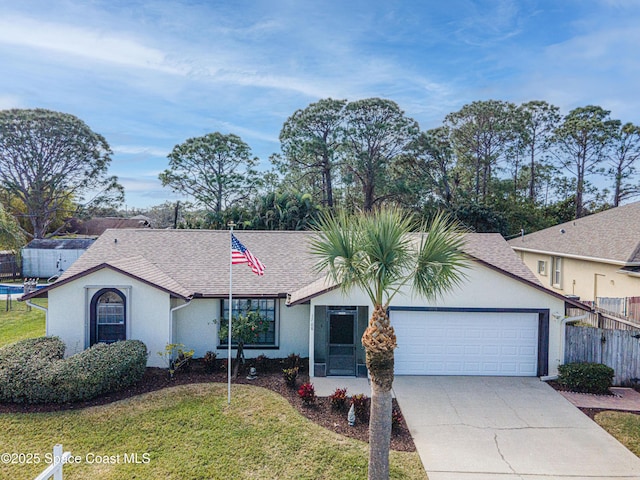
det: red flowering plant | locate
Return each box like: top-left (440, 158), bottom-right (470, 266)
top-left (218, 308), bottom-right (268, 378)
top-left (298, 382), bottom-right (316, 405)
top-left (329, 387), bottom-right (348, 410)
top-left (350, 394), bottom-right (369, 422)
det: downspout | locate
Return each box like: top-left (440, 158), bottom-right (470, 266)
top-left (540, 311), bottom-right (589, 382)
top-left (26, 300), bottom-right (49, 335)
top-left (309, 305), bottom-right (315, 378)
top-left (169, 299), bottom-right (193, 345)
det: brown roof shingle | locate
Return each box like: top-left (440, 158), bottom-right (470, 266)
top-left (53, 229), bottom-right (320, 298)
top-left (29, 229), bottom-right (577, 308)
top-left (508, 201), bottom-right (640, 265)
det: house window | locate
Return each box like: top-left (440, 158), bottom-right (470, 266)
top-left (90, 288), bottom-right (126, 345)
top-left (551, 257), bottom-right (562, 288)
top-left (537, 260), bottom-right (547, 276)
top-left (220, 298), bottom-right (277, 347)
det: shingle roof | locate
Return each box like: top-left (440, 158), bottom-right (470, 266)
top-left (286, 232), bottom-right (543, 305)
top-left (64, 217), bottom-right (151, 236)
top-left (27, 229), bottom-right (579, 310)
top-left (508, 201), bottom-right (640, 265)
top-left (35, 229), bottom-right (320, 298)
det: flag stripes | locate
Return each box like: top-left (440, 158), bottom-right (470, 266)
top-left (231, 234), bottom-right (265, 276)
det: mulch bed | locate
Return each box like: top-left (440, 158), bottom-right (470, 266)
top-left (0, 360), bottom-right (416, 452)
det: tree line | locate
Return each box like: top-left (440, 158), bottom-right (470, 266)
top-left (0, 99), bottom-right (639, 244)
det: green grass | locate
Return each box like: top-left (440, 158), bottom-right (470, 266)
top-left (0, 298), bottom-right (46, 348)
top-left (0, 383), bottom-right (427, 479)
top-left (595, 411), bottom-right (640, 457)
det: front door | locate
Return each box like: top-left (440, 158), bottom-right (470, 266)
top-left (327, 311), bottom-right (356, 375)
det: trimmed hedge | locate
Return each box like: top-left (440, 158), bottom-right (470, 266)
top-left (558, 362), bottom-right (614, 394)
top-left (0, 337), bottom-right (148, 404)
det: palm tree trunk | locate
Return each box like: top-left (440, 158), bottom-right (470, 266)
top-left (368, 379), bottom-right (393, 479)
top-left (362, 304), bottom-right (397, 480)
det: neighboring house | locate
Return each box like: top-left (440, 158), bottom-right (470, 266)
top-left (64, 216), bottom-right (152, 236)
top-left (21, 238), bottom-right (96, 279)
top-left (23, 229), bottom-right (587, 378)
top-left (509, 202), bottom-right (640, 306)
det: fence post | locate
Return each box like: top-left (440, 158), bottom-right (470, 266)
top-left (33, 444), bottom-right (71, 480)
top-left (53, 444), bottom-right (63, 480)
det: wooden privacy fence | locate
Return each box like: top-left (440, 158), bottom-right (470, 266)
top-left (566, 307), bottom-right (640, 331)
top-left (565, 325), bottom-right (640, 386)
top-left (595, 296), bottom-right (640, 323)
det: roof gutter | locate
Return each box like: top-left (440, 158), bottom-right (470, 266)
top-left (618, 269), bottom-right (640, 278)
top-left (511, 246), bottom-right (640, 267)
top-left (25, 300), bottom-right (49, 335)
top-left (540, 312), bottom-right (589, 382)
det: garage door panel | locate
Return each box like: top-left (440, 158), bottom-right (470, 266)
top-left (393, 311), bottom-right (539, 377)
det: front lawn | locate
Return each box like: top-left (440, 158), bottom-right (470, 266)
top-left (0, 299), bottom-right (46, 347)
top-left (0, 383), bottom-right (427, 479)
top-left (595, 411), bottom-right (640, 456)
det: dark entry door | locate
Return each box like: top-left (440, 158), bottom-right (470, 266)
top-left (327, 311), bottom-right (356, 375)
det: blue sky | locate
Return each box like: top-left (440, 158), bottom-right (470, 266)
top-left (1, 0), bottom-right (639, 208)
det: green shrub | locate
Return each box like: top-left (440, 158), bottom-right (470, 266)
top-left (203, 351), bottom-right (217, 373)
top-left (285, 353), bottom-right (301, 369)
top-left (0, 337), bottom-right (148, 404)
top-left (157, 343), bottom-right (194, 379)
top-left (0, 336), bottom-right (65, 364)
top-left (558, 362), bottom-right (614, 394)
top-left (0, 337), bottom-right (66, 403)
top-left (282, 366), bottom-right (298, 388)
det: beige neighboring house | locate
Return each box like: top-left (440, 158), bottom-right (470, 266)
top-left (509, 201), bottom-right (640, 306)
top-left (23, 229), bottom-right (587, 377)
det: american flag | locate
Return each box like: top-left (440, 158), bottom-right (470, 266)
top-left (231, 234), bottom-right (265, 276)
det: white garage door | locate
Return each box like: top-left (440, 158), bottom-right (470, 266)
top-left (392, 310), bottom-right (539, 376)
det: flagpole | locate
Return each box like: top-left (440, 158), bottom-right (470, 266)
top-left (228, 222), bottom-right (235, 405)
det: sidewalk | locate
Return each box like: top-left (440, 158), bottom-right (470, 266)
top-left (559, 387), bottom-right (640, 411)
top-left (311, 376), bottom-right (372, 397)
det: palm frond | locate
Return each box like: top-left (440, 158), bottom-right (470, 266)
top-left (310, 207), bottom-right (470, 308)
top-left (309, 210), bottom-right (376, 301)
top-left (413, 211), bottom-right (469, 301)
top-left (360, 207), bottom-right (415, 304)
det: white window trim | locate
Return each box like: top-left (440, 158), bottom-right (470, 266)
top-left (551, 257), bottom-right (563, 289)
top-left (84, 285), bottom-right (132, 349)
top-left (537, 260), bottom-right (547, 276)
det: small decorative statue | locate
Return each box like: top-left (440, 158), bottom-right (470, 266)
top-left (348, 403), bottom-right (356, 426)
top-left (246, 367), bottom-right (257, 380)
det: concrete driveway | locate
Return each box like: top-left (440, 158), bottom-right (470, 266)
top-left (393, 376), bottom-right (640, 480)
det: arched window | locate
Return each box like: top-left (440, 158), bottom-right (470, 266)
top-left (90, 288), bottom-right (126, 345)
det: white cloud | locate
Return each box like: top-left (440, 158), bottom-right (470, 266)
top-left (112, 145), bottom-right (169, 157)
top-left (0, 15), bottom-right (187, 75)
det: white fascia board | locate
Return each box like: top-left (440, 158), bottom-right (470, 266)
top-left (510, 246), bottom-right (640, 267)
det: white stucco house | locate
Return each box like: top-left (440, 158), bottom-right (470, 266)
top-left (22, 229), bottom-right (588, 378)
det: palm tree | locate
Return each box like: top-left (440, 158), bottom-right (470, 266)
top-left (310, 207), bottom-right (469, 480)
